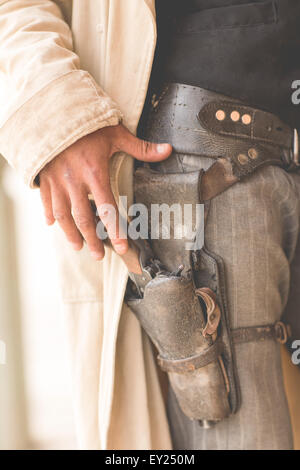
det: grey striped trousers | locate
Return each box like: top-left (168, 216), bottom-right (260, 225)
top-left (167, 157), bottom-right (300, 450)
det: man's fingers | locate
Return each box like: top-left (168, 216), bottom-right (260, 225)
top-left (40, 124), bottom-right (169, 258)
top-left (114, 125), bottom-right (172, 162)
top-left (69, 187), bottom-right (104, 260)
top-left (40, 182), bottom-right (55, 225)
top-left (90, 175), bottom-right (128, 255)
top-left (51, 190), bottom-right (83, 251)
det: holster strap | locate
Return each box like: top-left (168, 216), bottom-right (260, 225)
top-left (157, 336), bottom-right (223, 374)
top-left (232, 321), bottom-right (291, 345)
top-left (157, 321), bottom-right (290, 374)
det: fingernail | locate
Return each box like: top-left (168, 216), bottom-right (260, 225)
top-left (91, 251), bottom-right (103, 260)
top-left (115, 244), bottom-right (127, 255)
top-left (71, 243), bottom-right (82, 251)
top-left (156, 143), bottom-right (169, 154)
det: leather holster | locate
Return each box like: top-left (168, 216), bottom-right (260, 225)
top-left (126, 83), bottom-right (295, 423)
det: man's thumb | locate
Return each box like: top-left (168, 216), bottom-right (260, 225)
top-left (120, 129), bottom-right (172, 162)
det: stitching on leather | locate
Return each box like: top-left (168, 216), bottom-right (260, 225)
top-left (147, 92), bottom-right (290, 154)
top-left (171, 84), bottom-right (179, 130)
top-left (152, 84), bottom-right (169, 109)
top-left (251, 109), bottom-right (257, 139)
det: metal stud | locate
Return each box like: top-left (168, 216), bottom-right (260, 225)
top-left (242, 114), bottom-right (251, 125)
top-left (215, 110), bottom-right (226, 121)
top-left (237, 153), bottom-right (248, 165)
top-left (230, 111), bottom-right (240, 122)
top-left (248, 148), bottom-right (258, 160)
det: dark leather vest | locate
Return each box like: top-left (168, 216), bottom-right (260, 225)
top-left (147, 0), bottom-right (300, 130)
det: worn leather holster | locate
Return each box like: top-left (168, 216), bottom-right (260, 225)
top-left (125, 83), bottom-right (295, 424)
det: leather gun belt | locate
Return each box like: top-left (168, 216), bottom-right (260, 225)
top-left (124, 83), bottom-right (296, 424)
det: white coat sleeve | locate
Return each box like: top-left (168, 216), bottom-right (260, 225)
top-left (0, 0), bottom-right (123, 187)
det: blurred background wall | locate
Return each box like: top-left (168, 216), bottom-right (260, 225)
top-left (0, 157), bottom-right (76, 450)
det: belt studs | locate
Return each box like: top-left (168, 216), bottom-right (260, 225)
top-left (242, 114), bottom-right (252, 125)
top-left (215, 109), bottom-right (252, 125)
top-left (248, 148), bottom-right (258, 160)
top-left (230, 111), bottom-right (240, 122)
top-left (215, 109), bottom-right (226, 121)
top-left (237, 153), bottom-right (249, 165)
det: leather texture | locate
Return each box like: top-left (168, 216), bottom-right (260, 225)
top-left (126, 82), bottom-right (296, 424)
top-left (144, 83), bottom-right (296, 201)
top-left (134, 167), bottom-right (201, 274)
top-left (232, 322), bottom-right (291, 345)
top-left (143, 83), bottom-right (294, 164)
top-left (127, 276), bottom-right (231, 421)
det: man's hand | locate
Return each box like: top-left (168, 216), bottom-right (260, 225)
top-left (39, 124), bottom-right (172, 260)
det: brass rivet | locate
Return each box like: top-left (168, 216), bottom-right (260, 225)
top-left (237, 153), bottom-right (248, 165)
top-left (215, 110), bottom-right (226, 121)
top-left (230, 111), bottom-right (240, 122)
top-left (242, 114), bottom-right (251, 125)
top-left (248, 148), bottom-right (258, 160)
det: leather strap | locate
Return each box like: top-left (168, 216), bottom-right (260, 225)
top-left (232, 321), bottom-right (291, 345)
top-left (200, 158), bottom-right (238, 202)
top-left (197, 100), bottom-right (292, 149)
top-left (144, 83), bottom-right (299, 203)
top-left (157, 321), bottom-right (291, 374)
top-left (157, 336), bottom-right (223, 373)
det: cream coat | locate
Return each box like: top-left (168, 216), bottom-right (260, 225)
top-left (0, 0), bottom-right (299, 450)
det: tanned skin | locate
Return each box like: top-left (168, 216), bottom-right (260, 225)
top-left (39, 124), bottom-right (172, 259)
